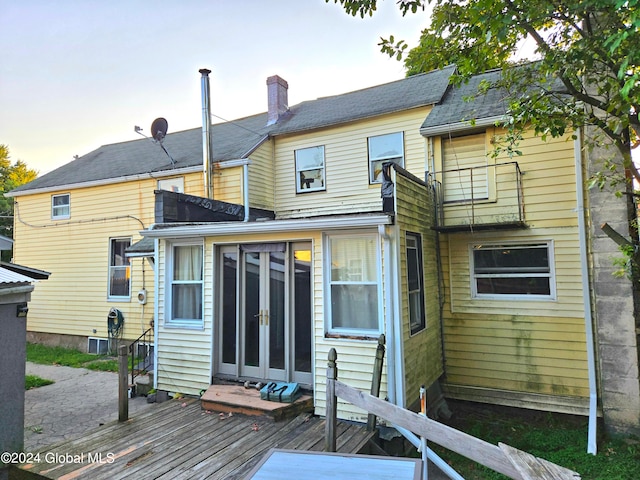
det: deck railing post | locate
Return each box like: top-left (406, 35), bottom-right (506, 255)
top-left (367, 334), bottom-right (386, 431)
top-left (325, 348), bottom-right (338, 452)
top-left (118, 344), bottom-right (129, 422)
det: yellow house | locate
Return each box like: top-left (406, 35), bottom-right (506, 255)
top-left (9, 67), bottom-right (639, 433)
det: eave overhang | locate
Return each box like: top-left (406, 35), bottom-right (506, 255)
top-left (420, 115), bottom-right (506, 137)
top-left (141, 213), bottom-right (394, 239)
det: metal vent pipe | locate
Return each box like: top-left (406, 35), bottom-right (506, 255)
top-left (199, 68), bottom-right (214, 199)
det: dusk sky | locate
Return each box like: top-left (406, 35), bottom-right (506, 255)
top-left (1, 0), bottom-right (429, 174)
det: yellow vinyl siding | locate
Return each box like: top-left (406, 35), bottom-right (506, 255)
top-left (213, 165), bottom-right (243, 205)
top-left (156, 238), bottom-right (213, 396)
top-left (433, 130), bottom-right (576, 229)
top-left (248, 140), bottom-right (275, 211)
top-left (393, 169), bottom-right (443, 405)
top-left (448, 228), bottom-right (584, 316)
top-left (437, 126), bottom-right (590, 403)
top-left (442, 133), bottom-right (489, 202)
top-left (444, 314), bottom-right (589, 397)
top-left (274, 108), bottom-right (431, 218)
top-left (13, 179), bottom-right (161, 342)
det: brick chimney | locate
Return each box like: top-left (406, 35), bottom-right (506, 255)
top-left (266, 75), bottom-right (288, 125)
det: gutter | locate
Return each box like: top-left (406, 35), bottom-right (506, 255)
top-left (574, 128), bottom-right (598, 455)
top-left (419, 115), bottom-right (506, 137)
top-left (6, 166), bottom-right (203, 197)
top-left (141, 214), bottom-right (394, 239)
top-left (9, 158), bottom-right (255, 198)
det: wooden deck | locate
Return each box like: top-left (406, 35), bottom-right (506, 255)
top-left (19, 398), bottom-right (375, 480)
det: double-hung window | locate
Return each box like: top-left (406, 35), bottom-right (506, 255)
top-left (406, 232), bottom-right (426, 334)
top-left (368, 132), bottom-right (404, 183)
top-left (108, 238), bottom-right (131, 299)
top-left (327, 234), bottom-right (381, 334)
top-left (471, 242), bottom-right (555, 299)
top-left (168, 244), bottom-right (204, 326)
top-left (52, 193), bottom-right (70, 219)
top-left (295, 145), bottom-right (325, 192)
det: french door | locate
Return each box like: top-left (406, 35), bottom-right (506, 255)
top-left (217, 242), bottom-right (312, 385)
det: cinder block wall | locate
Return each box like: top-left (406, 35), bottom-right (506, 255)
top-left (586, 135), bottom-right (640, 436)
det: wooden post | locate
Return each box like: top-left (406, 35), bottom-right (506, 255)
top-left (325, 348), bottom-right (338, 452)
top-left (367, 334), bottom-right (385, 431)
top-left (118, 344), bottom-right (128, 422)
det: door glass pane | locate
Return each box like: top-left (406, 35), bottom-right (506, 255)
top-left (293, 248), bottom-right (312, 373)
top-left (221, 252), bottom-right (237, 364)
top-left (244, 252), bottom-right (260, 368)
top-left (269, 252), bottom-right (286, 370)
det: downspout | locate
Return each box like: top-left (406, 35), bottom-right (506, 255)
top-left (199, 68), bottom-right (214, 199)
top-left (575, 128), bottom-right (598, 455)
top-left (243, 163), bottom-right (250, 222)
top-left (380, 223), bottom-right (397, 405)
top-left (152, 237), bottom-right (159, 391)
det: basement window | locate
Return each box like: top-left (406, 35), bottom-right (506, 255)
top-left (471, 242), bottom-right (556, 300)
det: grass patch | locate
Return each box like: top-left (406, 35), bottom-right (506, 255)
top-left (25, 374), bottom-right (53, 390)
top-left (26, 342), bottom-right (121, 372)
top-left (26, 343), bottom-right (98, 367)
top-left (428, 401), bottom-right (640, 480)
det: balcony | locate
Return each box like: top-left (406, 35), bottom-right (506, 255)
top-left (429, 161), bottom-right (526, 232)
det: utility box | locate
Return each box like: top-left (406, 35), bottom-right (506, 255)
top-left (0, 286), bottom-right (33, 453)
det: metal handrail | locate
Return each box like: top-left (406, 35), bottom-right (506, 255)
top-left (129, 327), bottom-right (153, 389)
top-left (428, 161), bottom-right (524, 229)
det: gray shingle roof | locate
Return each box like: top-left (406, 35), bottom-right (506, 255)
top-left (270, 65), bottom-right (456, 135)
top-left (420, 69), bottom-right (509, 132)
top-left (12, 66), bottom-right (455, 194)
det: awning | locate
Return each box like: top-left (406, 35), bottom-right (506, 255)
top-left (125, 237), bottom-right (155, 258)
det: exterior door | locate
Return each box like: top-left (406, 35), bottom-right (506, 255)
top-left (241, 249), bottom-right (286, 380)
top-left (217, 243), bottom-right (312, 385)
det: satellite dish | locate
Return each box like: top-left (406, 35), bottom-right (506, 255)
top-left (151, 117), bottom-right (168, 143)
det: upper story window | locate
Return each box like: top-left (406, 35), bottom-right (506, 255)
top-left (158, 177), bottom-right (184, 193)
top-left (108, 238), bottom-right (131, 299)
top-left (168, 243), bottom-right (204, 327)
top-left (406, 232), bottom-right (426, 334)
top-left (471, 242), bottom-right (556, 300)
top-left (368, 132), bottom-right (404, 184)
top-left (441, 133), bottom-right (488, 202)
top-left (295, 145), bottom-right (325, 193)
top-left (326, 233), bottom-right (381, 335)
top-left (51, 193), bottom-right (70, 219)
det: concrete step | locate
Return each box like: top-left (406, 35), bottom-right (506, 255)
top-left (200, 384), bottom-right (313, 421)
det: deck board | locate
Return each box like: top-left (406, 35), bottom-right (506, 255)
top-left (19, 398), bottom-right (376, 480)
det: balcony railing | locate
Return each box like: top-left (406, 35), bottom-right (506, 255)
top-left (429, 161), bottom-right (525, 232)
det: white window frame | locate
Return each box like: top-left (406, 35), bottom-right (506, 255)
top-left (166, 241), bottom-right (204, 329)
top-left (108, 237), bottom-right (132, 300)
top-left (406, 232), bottom-right (426, 334)
top-left (295, 145), bottom-right (326, 193)
top-left (368, 132), bottom-right (404, 184)
top-left (158, 177), bottom-right (184, 193)
top-left (470, 241), bottom-right (556, 301)
top-left (51, 193), bottom-right (70, 219)
top-left (324, 232), bottom-right (383, 336)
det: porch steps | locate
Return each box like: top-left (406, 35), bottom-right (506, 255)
top-left (201, 384), bottom-right (314, 421)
